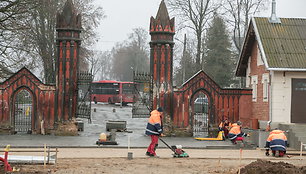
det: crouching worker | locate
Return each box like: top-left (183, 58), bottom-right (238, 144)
top-left (218, 119), bottom-right (231, 138)
top-left (228, 121), bottom-right (246, 144)
top-left (145, 107), bottom-right (163, 157)
top-left (265, 129), bottom-right (287, 157)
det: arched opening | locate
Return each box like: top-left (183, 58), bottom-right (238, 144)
top-left (191, 91), bottom-right (209, 137)
top-left (13, 89), bottom-right (33, 134)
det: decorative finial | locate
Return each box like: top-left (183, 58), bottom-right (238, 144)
top-left (57, 0), bottom-right (82, 29)
top-left (156, 0), bottom-right (170, 26)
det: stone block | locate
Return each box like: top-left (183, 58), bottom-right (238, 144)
top-left (258, 120), bottom-right (268, 130)
top-left (106, 121), bottom-right (126, 132)
top-left (249, 129), bottom-right (269, 148)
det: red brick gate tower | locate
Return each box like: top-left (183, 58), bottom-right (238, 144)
top-left (150, 0), bottom-right (175, 116)
top-left (0, 0), bottom-right (88, 134)
top-left (55, 0), bottom-right (81, 122)
top-left (148, 1), bottom-right (253, 136)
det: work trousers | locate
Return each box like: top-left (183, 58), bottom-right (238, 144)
top-left (147, 135), bottom-right (159, 155)
top-left (272, 150), bottom-right (285, 157)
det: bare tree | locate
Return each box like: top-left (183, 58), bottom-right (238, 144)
top-left (96, 51), bottom-right (113, 80)
top-left (221, 0), bottom-right (267, 87)
top-left (0, 0), bottom-right (33, 79)
top-left (167, 0), bottom-right (219, 71)
top-left (222, 0), bottom-right (268, 53)
top-left (87, 50), bottom-right (112, 81)
top-left (128, 28), bottom-right (149, 53)
top-left (111, 28), bottom-right (150, 81)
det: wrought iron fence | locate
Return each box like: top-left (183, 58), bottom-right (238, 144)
top-left (193, 113), bottom-right (209, 137)
top-left (132, 71), bottom-right (152, 118)
top-left (14, 89), bottom-right (32, 133)
top-left (76, 71), bottom-right (92, 122)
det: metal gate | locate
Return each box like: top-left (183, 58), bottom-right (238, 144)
top-left (193, 96), bottom-right (209, 137)
top-left (132, 71), bottom-right (152, 118)
top-left (14, 89), bottom-right (33, 133)
top-left (76, 71), bottom-right (92, 122)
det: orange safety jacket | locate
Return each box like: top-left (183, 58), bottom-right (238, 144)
top-left (266, 130), bottom-right (287, 151)
top-left (228, 123), bottom-right (245, 140)
top-left (145, 110), bottom-right (163, 135)
top-left (229, 123), bottom-right (241, 134)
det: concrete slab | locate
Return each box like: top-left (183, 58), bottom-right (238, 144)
top-left (0, 155), bottom-right (55, 164)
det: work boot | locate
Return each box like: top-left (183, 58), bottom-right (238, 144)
top-left (146, 152), bottom-right (154, 157)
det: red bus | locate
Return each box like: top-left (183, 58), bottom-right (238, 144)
top-left (91, 80), bottom-right (135, 105)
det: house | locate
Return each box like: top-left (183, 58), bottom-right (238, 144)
top-left (236, 6), bottom-right (306, 125)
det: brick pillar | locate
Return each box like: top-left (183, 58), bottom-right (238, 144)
top-left (150, 0), bottom-right (175, 117)
top-left (55, 0), bottom-right (81, 121)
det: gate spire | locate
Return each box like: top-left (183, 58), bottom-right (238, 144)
top-left (150, 1), bottom-right (175, 117)
top-left (57, 0), bottom-right (81, 29)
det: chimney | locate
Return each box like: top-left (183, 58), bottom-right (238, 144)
top-left (269, 0), bottom-right (281, 24)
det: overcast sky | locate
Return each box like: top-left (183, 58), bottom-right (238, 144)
top-left (93, 0), bottom-right (306, 51)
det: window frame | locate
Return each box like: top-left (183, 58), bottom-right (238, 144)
top-left (251, 75), bottom-right (258, 102)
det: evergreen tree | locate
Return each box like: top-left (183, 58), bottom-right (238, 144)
top-left (203, 14), bottom-right (235, 88)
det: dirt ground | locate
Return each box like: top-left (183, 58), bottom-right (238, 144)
top-left (6, 158), bottom-right (242, 174)
top-left (3, 158), bottom-right (305, 174)
top-left (2, 148), bottom-right (306, 174)
top-left (240, 159), bottom-right (306, 174)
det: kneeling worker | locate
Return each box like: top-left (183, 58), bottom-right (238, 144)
top-left (228, 121), bottom-right (246, 144)
top-left (218, 119), bottom-right (231, 138)
top-left (265, 128), bottom-right (287, 157)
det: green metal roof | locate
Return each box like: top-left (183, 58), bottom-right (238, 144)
top-left (254, 17), bottom-right (306, 69)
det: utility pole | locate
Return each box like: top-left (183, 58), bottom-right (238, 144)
top-left (182, 34), bottom-right (187, 83)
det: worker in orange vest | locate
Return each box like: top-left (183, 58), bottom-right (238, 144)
top-left (145, 107), bottom-right (163, 157)
top-left (218, 119), bottom-right (231, 138)
top-left (228, 121), bottom-right (246, 144)
top-left (265, 128), bottom-right (287, 157)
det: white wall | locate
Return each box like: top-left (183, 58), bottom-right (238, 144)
top-left (271, 71), bottom-right (306, 123)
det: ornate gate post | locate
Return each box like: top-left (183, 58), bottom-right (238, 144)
top-left (149, 0), bottom-right (175, 117)
top-left (55, 0), bottom-right (81, 122)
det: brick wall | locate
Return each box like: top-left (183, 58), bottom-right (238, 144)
top-left (248, 41), bottom-right (269, 121)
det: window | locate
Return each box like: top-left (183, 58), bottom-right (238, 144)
top-left (257, 46), bottom-right (264, 66)
top-left (122, 83), bottom-right (134, 94)
top-left (262, 73), bottom-right (269, 102)
top-left (251, 75), bottom-right (258, 102)
top-left (246, 56), bottom-right (251, 87)
top-left (91, 83), bottom-right (119, 94)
